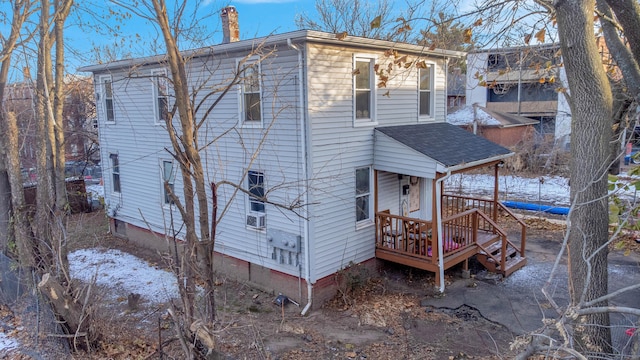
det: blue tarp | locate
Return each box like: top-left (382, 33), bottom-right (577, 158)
top-left (502, 201), bottom-right (569, 215)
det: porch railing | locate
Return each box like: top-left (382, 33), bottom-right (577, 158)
top-left (442, 193), bottom-right (527, 257)
top-left (375, 211), bottom-right (433, 261)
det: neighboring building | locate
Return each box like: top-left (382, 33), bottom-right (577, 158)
top-left (80, 8), bottom-right (526, 309)
top-left (3, 77), bottom-right (98, 172)
top-left (447, 67), bottom-right (466, 110)
top-left (4, 82), bottom-right (38, 170)
top-left (466, 44), bottom-right (571, 147)
top-left (448, 105), bottom-right (539, 148)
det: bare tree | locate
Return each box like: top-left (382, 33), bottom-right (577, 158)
top-left (295, 0), bottom-right (417, 41)
top-left (459, 0), bottom-right (640, 357)
top-left (0, 0), bottom-right (36, 264)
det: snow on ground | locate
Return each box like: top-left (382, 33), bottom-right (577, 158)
top-left (0, 332), bottom-right (19, 353)
top-left (85, 184), bottom-right (104, 206)
top-left (446, 172), bottom-right (640, 207)
top-left (446, 173), bottom-right (571, 205)
top-left (69, 248), bottom-right (179, 304)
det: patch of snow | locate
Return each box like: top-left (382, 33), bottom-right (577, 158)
top-left (446, 173), bottom-right (570, 205)
top-left (446, 172), bottom-right (640, 208)
top-left (69, 248), bottom-right (178, 304)
top-left (85, 184), bottom-right (104, 202)
top-left (0, 332), bottom-right (19, 352)
top-left (447, 106), bottom-right (500, 126)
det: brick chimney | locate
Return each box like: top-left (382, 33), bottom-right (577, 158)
top-left (221, 6), bottom-right (239, 43)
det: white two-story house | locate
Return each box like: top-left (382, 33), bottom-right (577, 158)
top-left (80, 11), bottom-right (525, 310)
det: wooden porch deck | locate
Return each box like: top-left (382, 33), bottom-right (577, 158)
top-left (375, 194), bottom-right (527, 286)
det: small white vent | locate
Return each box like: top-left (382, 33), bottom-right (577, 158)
top-left (246, 214), bottom-right (266, 229)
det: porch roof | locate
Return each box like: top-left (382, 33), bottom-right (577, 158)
top-left (375, 122), bottom-right (513, 170)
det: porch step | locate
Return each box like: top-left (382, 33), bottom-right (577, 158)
top-left (475, 242), bottom-right (524, 277)
top-left (496, 255), bottom-right (527, 277)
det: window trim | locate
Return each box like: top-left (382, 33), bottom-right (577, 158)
top-left (161, 159), bottom-right (176, 205)
top-left (418, 64), bottom-right (435, 121)
top-left (355, 166), bottom-right (373, 226)
top-left (109, 153), bottom-right (121, 194)
top-left (151, 69), bottom-right (169, 125)
top-left (353, 54), bottom-right (378, 127)
top-left (237, 57), bottom-right (263, 128)
top-left (100, 75), bottom-right (115, 124)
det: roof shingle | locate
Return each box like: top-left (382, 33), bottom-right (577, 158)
top-left (376, 122), bottom-right (512, 167)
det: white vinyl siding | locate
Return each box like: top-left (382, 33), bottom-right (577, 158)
top-left (305, 43), bottom-right (449, 281)
top-left (90, 37), bottom-right (453, 288)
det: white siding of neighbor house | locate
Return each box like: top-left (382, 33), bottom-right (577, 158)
top-left (466, 52), bottom-right (488, 108)
top-left (304, 42), bottom-right (448, 282)
top-left (95, 45), bottom-right (307, 278)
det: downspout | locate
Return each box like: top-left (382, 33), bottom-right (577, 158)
top-left (288, 38), bottom-right (313, 315)
top-left (434, 172), bottom-right (451, 293)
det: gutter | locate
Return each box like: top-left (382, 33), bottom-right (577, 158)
top-left (287, 38), bottom-right (313, 316)
top-left (79, 30), bottom-right (464, 73)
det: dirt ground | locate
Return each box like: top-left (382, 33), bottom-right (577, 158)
top-left (2, 209), bottom-right (638, 360)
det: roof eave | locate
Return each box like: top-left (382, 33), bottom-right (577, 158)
top-left (436, 152), bottom-right (515, 173)
top-left (78, 29), bottom-right (465, 73)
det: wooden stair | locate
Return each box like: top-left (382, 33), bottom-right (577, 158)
top-left (476, 239), bottom-right (527, 277)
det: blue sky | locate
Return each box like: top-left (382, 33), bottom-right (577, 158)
top-left (219, 0), bottom-right (314, 39)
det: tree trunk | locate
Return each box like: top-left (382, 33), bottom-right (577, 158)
top-left (0, 0), bottom-right (32, 257)
top-left (556, 0), bottom-right (613, 354)
top-left (6, 112), bottom-right (36, 268)
top-left (38, 273), bottom-right (91, 339)
top-left (35, 0), bottom-right (55, 270)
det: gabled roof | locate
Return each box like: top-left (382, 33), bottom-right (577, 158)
top-left (375, 122), bottom-right (512, 168)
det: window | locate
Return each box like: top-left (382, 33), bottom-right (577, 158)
top-left (152, 70), bottom-right (168, 124)
top-left (101, 76), bottom-right (115, 123)
top-left (240, 61), bottom-right (262, 125)
top-left (419, 65), bottom-right (434, 118)
top-left (248, 170), bottom-right (265, 213)
top-left (110, 153), bottom-right (120, 193)
top-left (353, 56), bottom-right (376, 123)
top-left (355, 167), bottom-right (371, 222)
top-left (162, 160), bottom-right (175, 204)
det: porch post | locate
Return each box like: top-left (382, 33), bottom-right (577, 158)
top-left (431, 177), bottom-right (438, 241)
top-left (493, 163), bottom-right (499, 221)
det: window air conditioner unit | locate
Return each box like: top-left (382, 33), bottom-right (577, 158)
top-left (246, 214), bottom-right (266, 229)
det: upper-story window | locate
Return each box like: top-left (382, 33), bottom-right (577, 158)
top-left (100, 76), bottom-right (115, 123)
top-left (353, 55), bottom-right (377, 125)
top-left (419, 65), bottom-right (434, 119)
top-left (152, 70), bottom-right (168, 125)
top-left (239, 59), bottom-right (262, 127)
